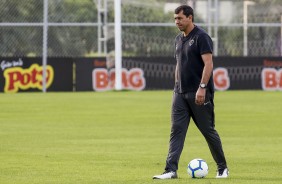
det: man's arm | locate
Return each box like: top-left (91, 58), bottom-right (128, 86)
top-left (195, 53), bottom-right (213, 105)
top-left (175, 62), bottom-right (179, 82)
top-left (200, 53), bottom-right (213, 84)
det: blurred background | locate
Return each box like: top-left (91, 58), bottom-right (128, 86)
top-left (0, 0), bottom-right (281, 57)
top-left (0, 0), bottom-right (281, 93)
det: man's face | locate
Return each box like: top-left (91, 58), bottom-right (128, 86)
top-left (174, 11), bottom-right (191, 32)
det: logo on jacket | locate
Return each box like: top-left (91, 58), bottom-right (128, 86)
top-left (189, 39), bottom-right (194, 46)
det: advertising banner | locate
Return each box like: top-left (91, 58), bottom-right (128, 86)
top-left (0, 57), bottom-right (73, 93)
top-left (75, 58), bottom-right (146, 91)
top-left (1, 57), bottom-right (281, 92)
top-left (75, 57), bottom-right (282, 91)
top-left (126, 57), bottom-right (282, 91)
top-left (213, 57), bottom-right (282, 91)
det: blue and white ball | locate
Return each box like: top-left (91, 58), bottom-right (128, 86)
top-left (187, 158), bottom-right (209, 178)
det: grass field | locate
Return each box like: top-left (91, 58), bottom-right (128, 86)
top-left (0, 91), bottom-right (281, 184)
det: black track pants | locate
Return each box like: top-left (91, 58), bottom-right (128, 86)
top-left (165, 92), bottom-right (227, 172)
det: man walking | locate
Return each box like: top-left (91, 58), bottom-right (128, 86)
top-left (153, 5), bottom-right (228, 179)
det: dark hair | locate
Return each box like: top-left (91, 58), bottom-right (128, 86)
top-left (175, 5), bottom-right (194, 22)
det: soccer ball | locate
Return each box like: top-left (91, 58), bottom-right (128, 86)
top-left (187, 158), bottom-right (208, 178)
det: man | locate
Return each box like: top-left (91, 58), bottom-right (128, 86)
top-left (153, 5), bottom-right (228, 179)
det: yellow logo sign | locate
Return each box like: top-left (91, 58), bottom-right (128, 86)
top-left (3, 64), bottom-right (54, 93)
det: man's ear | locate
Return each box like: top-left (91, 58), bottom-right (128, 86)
top-left (189, 15), bottom-right (193, 22)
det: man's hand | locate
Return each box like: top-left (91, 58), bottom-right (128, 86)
top-left (195, 87), bottom-right (206, 105)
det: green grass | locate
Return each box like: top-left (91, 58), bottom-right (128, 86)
top-left (0, 91), bottom-right (281, 184)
